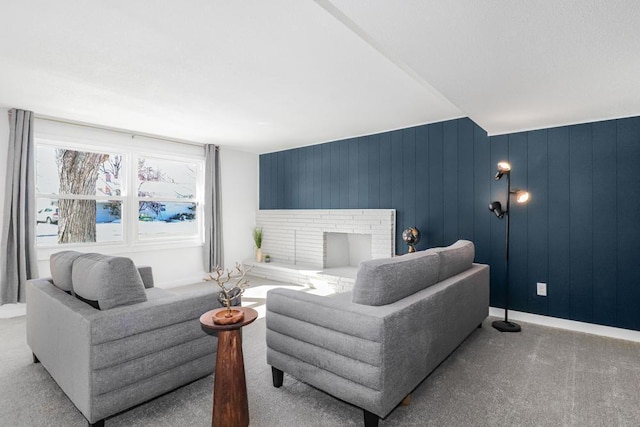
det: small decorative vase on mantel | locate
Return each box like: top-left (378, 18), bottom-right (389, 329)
top-left (256, 248), bottom-right (263, 263)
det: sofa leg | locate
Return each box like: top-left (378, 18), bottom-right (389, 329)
top-left (363, 410), bottom-right (379, 427)
top-left (88, 419), bottom-right (104, 427)
top-left (478, 322), bottom-right (483, 328)
top-left (271, 366), bottom-right (283, 388)
top-left (32, 353), bottom-right (40, 364)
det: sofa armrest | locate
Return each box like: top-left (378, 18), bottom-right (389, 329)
top-left (266, 288), bottom-right (385, 341)
top-left (27, 279), bottom-right (95, 416)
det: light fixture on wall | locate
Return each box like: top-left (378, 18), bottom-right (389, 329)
top-left (489, 161), bottom-right (530, 333)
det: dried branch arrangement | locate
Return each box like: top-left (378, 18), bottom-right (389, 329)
top-left (204, 263), bottom-right (250, 313)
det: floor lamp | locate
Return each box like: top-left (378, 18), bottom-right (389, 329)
top-left (488, 161), bottom-right (530, 333)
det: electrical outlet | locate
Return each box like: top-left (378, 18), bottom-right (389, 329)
top-left (536, 282), bottom-right (547, 297)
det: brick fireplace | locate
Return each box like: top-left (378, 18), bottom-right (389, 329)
top-left (247, 209), bottom-right (395, 292)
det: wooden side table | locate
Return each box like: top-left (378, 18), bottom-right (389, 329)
top-left (200, 307), bottom-right (258, 427)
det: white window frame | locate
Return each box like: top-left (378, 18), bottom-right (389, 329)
top-left (34, 120), bottom-right (205, 259)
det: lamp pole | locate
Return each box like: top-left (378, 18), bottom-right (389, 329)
top-left (503, 171), bottom-right (514, 325)
top-left (491, 163), bottom-right (522, 333)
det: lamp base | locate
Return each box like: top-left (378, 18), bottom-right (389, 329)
top-left (492, 320), bottom-right (521, 333)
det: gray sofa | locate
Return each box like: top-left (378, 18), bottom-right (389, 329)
top-left (26, 251), bottom-right (225, 427)
top-left (266, 240), bottom-right (489, 427)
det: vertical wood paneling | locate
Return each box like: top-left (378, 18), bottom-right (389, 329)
top-left (428, 123), bottom-right (444, 247)
top-left (402, 128), bottom-right (416, 234)
top-left (569, 124), bottom-right (593, 322)
top-left (368, 134), bottom-right (381, 209)
top-left (300, 148), bottom-right (311, 208)
top-left (527, 130), bottom-right (549, 316)
top-left (282, 150), bottom-right (294, 209)
top-left (473, 125), bottom-right (491, 264)
top-left (259, 154), bottom-right (269, 209)
top-left (390, 130), bottom-right (404, 253)
top-left (508, 132), bottom-right (529, 313)
top-left (348, 139), bottom-right (358, 208)
top-left (379, 133), bottom-right (392, 209)
top-left (312, 145), bottom-right (322, 208)
top-left (442, 121), bottom-right (458, 245)
top-left (330, 141), bottom-right (340, 208)
top-left (547, 127), bottom-right (571, 318)
top-left (258, 116), bottom-right (640, 332)
top-left (357, 137), bottom-right (370, 208)
top-left (276, 151), bottom-right (284, 208)
top-left (457, 119), bottom-right (474, 241)
top-left (592, 120), bottom-right (617, 326)
top-left (321, 144), bottom-right (331, 207)
top-left (616, 117), bottom-right (640, 330)
top-left (292, 149), bottom-right (298, 208)
top-left (415, 125), bottom-right (429, 251)
top-left (338, 140), bottom-right (349, 208)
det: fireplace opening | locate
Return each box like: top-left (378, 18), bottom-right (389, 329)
top-left (324, 232), bottom-right (372, 268)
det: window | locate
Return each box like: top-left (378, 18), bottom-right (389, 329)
top-left (35, 124), bottom-right (204, 249)
top-left (137, 156), bottom-right (199, 239)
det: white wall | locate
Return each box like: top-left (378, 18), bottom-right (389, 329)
top-left (219, 147), bottom-right (258, 269)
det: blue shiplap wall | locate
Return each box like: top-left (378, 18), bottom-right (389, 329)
top-left (259, 117), bottom-right (640, 331)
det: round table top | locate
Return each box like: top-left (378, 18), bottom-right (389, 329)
top-left (200, 306), bottom-right (258, 332)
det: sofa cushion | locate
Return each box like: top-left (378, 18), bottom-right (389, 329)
top-left (71, 253), bottom-right (147, 310)
top-left (432, 240), bottom-right (475, 282)
top-left (352, 251), bottom-right (440, 306)
top-left (137, 266), bottom-right (155, 289)
top-left (50, 251), bottom-right (84, 293)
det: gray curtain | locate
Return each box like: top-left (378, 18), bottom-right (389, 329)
top-left (204, 144), bottom-right (223, 272)
top-left (1, 109), bottom-right (39, 304)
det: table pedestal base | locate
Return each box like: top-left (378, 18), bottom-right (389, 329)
top-left (212, 329), bottom-right (248, 427)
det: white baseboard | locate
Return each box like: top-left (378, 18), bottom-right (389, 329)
top-left (489, 307), bottom-right (640, 343)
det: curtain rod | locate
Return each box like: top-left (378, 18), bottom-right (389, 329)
top-left (34, 114), bottom-right (208, 148)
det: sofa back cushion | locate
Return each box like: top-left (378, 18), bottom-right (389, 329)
top-left (352, 250), bottom-right (441, 306)
top-left (50, 251), bottom-right (84, 293)
top-left (72, 253), bottom-right (147, 310)
top-left (431, 240), bottom-right (475, 282)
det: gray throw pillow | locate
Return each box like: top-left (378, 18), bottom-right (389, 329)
top-left (50, 251), bottom-right (84, 293)
top-left (432, 240), bottom-right (475, 282)
top-left (71, 253), bottom-right (147, 310)
top-left (352, 250), bottom-right (441, 306)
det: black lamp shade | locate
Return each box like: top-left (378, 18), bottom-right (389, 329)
top-left (488, 201), bottom-right (504, 218)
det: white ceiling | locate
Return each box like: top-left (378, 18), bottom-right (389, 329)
top-left (1, 1), bottom-right (639, 153)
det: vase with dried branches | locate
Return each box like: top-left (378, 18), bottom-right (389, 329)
top-left (204, 263), bottom-right (250, 324)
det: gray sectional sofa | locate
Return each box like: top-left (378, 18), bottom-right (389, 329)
top-left (27, 251), bottom-right (225, 427)
top-left (266, 240), bottom-right (489, 427)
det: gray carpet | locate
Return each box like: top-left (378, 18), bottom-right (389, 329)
top-left (1, 291), bottom-right (640, 426)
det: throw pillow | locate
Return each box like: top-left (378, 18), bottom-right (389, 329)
top-left (432, 240), bottom-right (475, 282)
top-left (352, 250), bottom-right (440, 306)
top-left (50, 251), bottom-right (84, 293)
top-left (71, 253), bottom-right (147, 310)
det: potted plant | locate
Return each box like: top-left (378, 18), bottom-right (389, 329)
top-left (253, 227), bottom-right (263, 262)
top-left (264, 254), bottom-right (271, 263)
